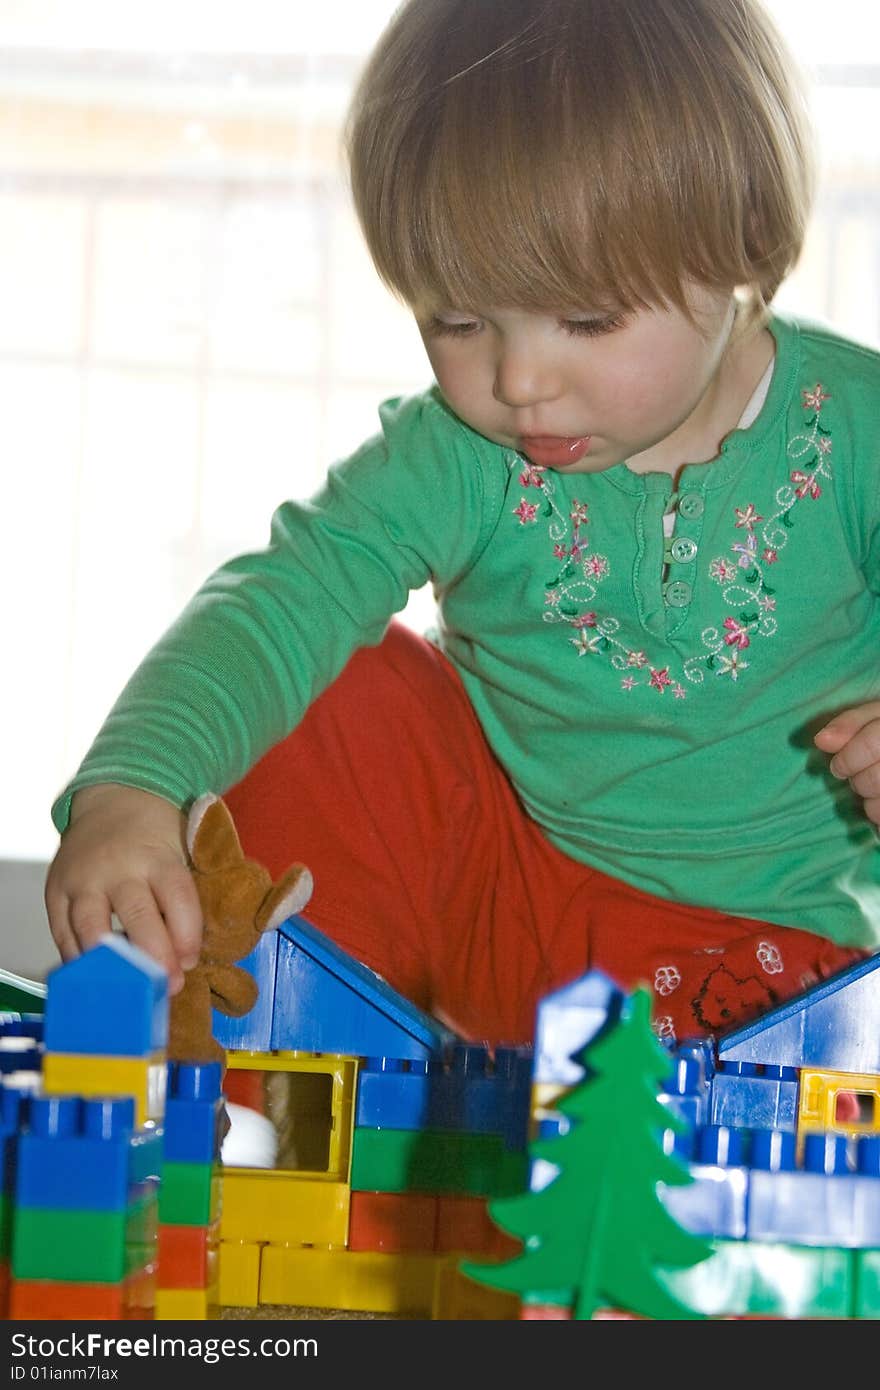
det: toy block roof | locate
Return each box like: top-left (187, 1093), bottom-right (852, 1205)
top-left (213, 914), bottom-right (459, 1061)
top-left (43, 934), bottom-right (168, 1057)
top-left (533, 968), bottom-right (625, 1086)
top-left (718, 951), bottom-right (880, 1072)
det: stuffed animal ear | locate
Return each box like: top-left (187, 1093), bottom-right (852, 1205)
top-left (186, 793), bottom-right (245, 872)
top-left (256, 865), bottom-right (314, 935)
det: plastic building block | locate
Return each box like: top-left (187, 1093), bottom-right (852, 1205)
top-left (43, 934), bottom-right (168, 1058)
top-left (747, 1132), bottom-right (880, 1246)
top-left (348, 1191), bottom-right (437, 1253)
top-left (211, 928), bottom-right (279, 1052)
top-left (532, 968), bottom-right (625, 1087)
top-left (659, 1238), bottom-right (854, 1318)
top-left (709, 1062), bottom-right (799, 1131)
top-left (253, 916), bottom-right (455, 1061)
top-left (258, 1245), bottom-right (441, 1315)
top-left (9, 1264), bottom-right (157, 1320)
top-left (462, 990), bottom-right (711, 1319)
top-left (718, 952), bottom-right (880, 1072)
top-left (154, 1283), bottom-right (219, 1319)
top-left (432, 1255), bottom-right (520, 1320)
top-left (798, 1067), bottom-right (880, 1139)
top-left (42, 1052), bottom-right (167, 1128)
top-left (219, 1170), bottom-right (349, 1246)
top-left (15, 1095), bottom-right (161, 1212)
top-left (350, 1127), bottom-right (528, 1198)
top-left (11, 1193), bottom-right (157, 1282)
top-left (157, 1220), bottom-right (221, 1288)
top-left (158, 1162), bottom-right (220, 1227)
top-left (854, 1248), bottom-right (880, 1317)
top-left (163, 1061), bottom-right (226, 1164)
top-left (355, 1057), bottom-right (434, 1130)
top-left (224, 1050), bottom-right (357, 1180)
top-left (218, 1241), bottom-right (262, 1307)
top-left (434, 1195), bottom-right (522, 1258)
top-left (0, 1038), bottom-right (42, 1075)
top-left (659, 1126), bottom-right (750, 1240)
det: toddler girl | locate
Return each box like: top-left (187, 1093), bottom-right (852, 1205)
top-left (45, 0), bottom-right (879, 1048)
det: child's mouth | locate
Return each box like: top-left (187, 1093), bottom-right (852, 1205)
top-left (518, 435), bottom-right (592, 467)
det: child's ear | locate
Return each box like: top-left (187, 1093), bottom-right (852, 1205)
top-left (187, 793), bottom-right (244, 872)
top-left (256, 866), bottom-right (314, 935)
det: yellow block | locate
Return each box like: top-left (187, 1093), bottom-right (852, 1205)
top-left (155, 1284), bottom-right (220, 1320)
top-left (43, 1052), bottom-right (167, 1126)
top-left (432, 1255), bottom-right (521, 1320)
top-left (220, 1169), bottom-right (350, 1246)
top-left (259, 1245), bottom-right (443, 1315)
top-left (225, 1051), bottom-right (357, 1180)
top-left (798, 1067), bottom-right (880, 1140)
top-left (219, 1241), bottom-right (263, 1308)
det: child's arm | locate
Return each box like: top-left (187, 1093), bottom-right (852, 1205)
top-left (44, 784), bottom-right (203, 995)
top-left (814, 703), bottom-right (880, 826)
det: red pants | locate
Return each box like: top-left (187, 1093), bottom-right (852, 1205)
top-left (225, 622), bottom-right (864, 1048)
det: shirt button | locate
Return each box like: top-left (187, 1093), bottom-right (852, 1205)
top-left (678, 493), bottom-right (704, 520)
top-left (670, 537), bottom-right (698, 563)
top-left (665, 580), bottom-right (693, 608)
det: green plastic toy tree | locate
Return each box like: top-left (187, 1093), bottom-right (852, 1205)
top-left (461, 987), bottom-right (711, 1319)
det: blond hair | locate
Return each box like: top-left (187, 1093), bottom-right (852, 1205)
top-left (345, 0), bottom-right (814, 327)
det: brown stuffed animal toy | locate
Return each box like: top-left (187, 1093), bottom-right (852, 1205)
top-left (167, 792), bottom-right (314, 1063)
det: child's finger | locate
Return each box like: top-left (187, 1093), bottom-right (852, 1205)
top-left (152, 863), bottom-right (204, 970)
top-left (826, 723), bottom-right (880, 780)
top-left (814, 702), bottom-right (880, 754)
top-left (845, 763), bottom-right (880, 798)
top-left (108, 879), bottom-right (185, 994)
top-left (67, 889), bottom-right (115, 955)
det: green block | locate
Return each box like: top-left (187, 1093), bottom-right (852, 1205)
top-left (661, 1239), bottom-right (854, 1318)
top-left (158, 1161), bottom-right (220, 1225)
top-left (853, 1248), bottom-right (880, 1318)
top-left (350, 1128), bottom-right (528, 1197)
top-left (11, 1196), bottom-right (156, 1283)
top-left (0, 1192), bottom-right (10, 1257)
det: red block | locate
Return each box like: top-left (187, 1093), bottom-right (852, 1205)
top-left (9, 1264), bottom-right (157, 1321)
top-left (348, 1191), bottom-right (438, 1252)
top-left (434, 1195), bottom-right (522, 1257)
top-left (157, 1221), bottom-right (220, 1288)
top-left (520, 1304), bottom-right (573, 1320)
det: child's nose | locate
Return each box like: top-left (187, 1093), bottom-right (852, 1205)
top-left (492, 345), bottom-right (561, 408)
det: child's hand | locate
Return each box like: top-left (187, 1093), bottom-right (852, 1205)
top-left (814, 703), bottom-right (880, 827)
top-left (44, 785), bottom-right (204, 995)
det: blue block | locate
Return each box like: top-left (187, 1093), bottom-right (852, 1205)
top-left (163, 1061), bottom-right (225, 1163)
top-left (661, 1163), bottom-right (749, 1239)
top-left (355, 1058), bottom-right (433, 1129)
top-left (533, 968), bottom-right (624, 1086)
top-left (427, 1045), bottom-right (533, 1148)
top-left (747, 1169), bottom-right (880, 1247)
top-left (718, 952), bottom-right (880, 1072)
top-left (710, 1065), bottom-right (799, 1131)
top-left (266, 916), bottom-right (457, 1061)
top-left (43, 935), bottom-right (168, 1057)
top-left (212, 930), bottom-right (278, 1052)
top-left (15, 1095), bottom-right (162, 1212)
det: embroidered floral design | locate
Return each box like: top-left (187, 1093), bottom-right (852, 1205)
top-left (654, 965), bottom-right (682, 996)
top-left (756, 940), bottom-right (784, 975)
top-left (509, 380), bottom-right (832, 697)
top-left (651, 1015), bottom-right (676, 1044)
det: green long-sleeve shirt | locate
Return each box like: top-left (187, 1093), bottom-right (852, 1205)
top-left (53, 312), bottom-right (880, 948)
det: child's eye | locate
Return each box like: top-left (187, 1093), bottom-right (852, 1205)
top-left (425, 316), bottom-right (483, 339)
top-left (560, 314), bottom-right (625, 338)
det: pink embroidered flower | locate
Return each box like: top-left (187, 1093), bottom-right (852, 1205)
top-left (627, 650), bottom-right (648, 668)
top-left (570, 542), bottom-right (582, 561)
top-left (817, 436), bottom-right (832, 455)
top-left (709, 557), bottom-right (737, 583)
top-left (569, 501), bottom-right (589, 525)
top-left (759, 595), bottom-right (776, 611)
top-left (553, 543), bottom-right (567, 559)
top-left (762, 548), bottom-right (778, 564)
top-left (519, 464), bottom-right (546, 487)
top-left (672, 684), bottom-right (686, 700)
top-left (791, 470), bottom-right (821, 500)
top-left (544, 590), bottom-right (561, 606)
top-left (802, 383), bottom-right (830, 412)
top-left (649, 667), bottom-right (672, 692)
top-left (723, 617), bottom-right (751, 649)
top-left (513, 499), bottom-right (538, 524)
top-left (585, 554), bottom-right (609, 578)
top-left (734, 503), bottom-right (763, 531)
top-left (716, 651), bottom-right (748, 681)
top-left (621, 676), bottom-right (636, 690)
top-left (573, 611), bottom-right (598, 628)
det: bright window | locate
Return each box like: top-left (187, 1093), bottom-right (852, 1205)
top-left (2, 0), bottom-right (879, 858)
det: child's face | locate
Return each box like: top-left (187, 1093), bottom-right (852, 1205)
top-left (415, 284), bottom-right (738, 474)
